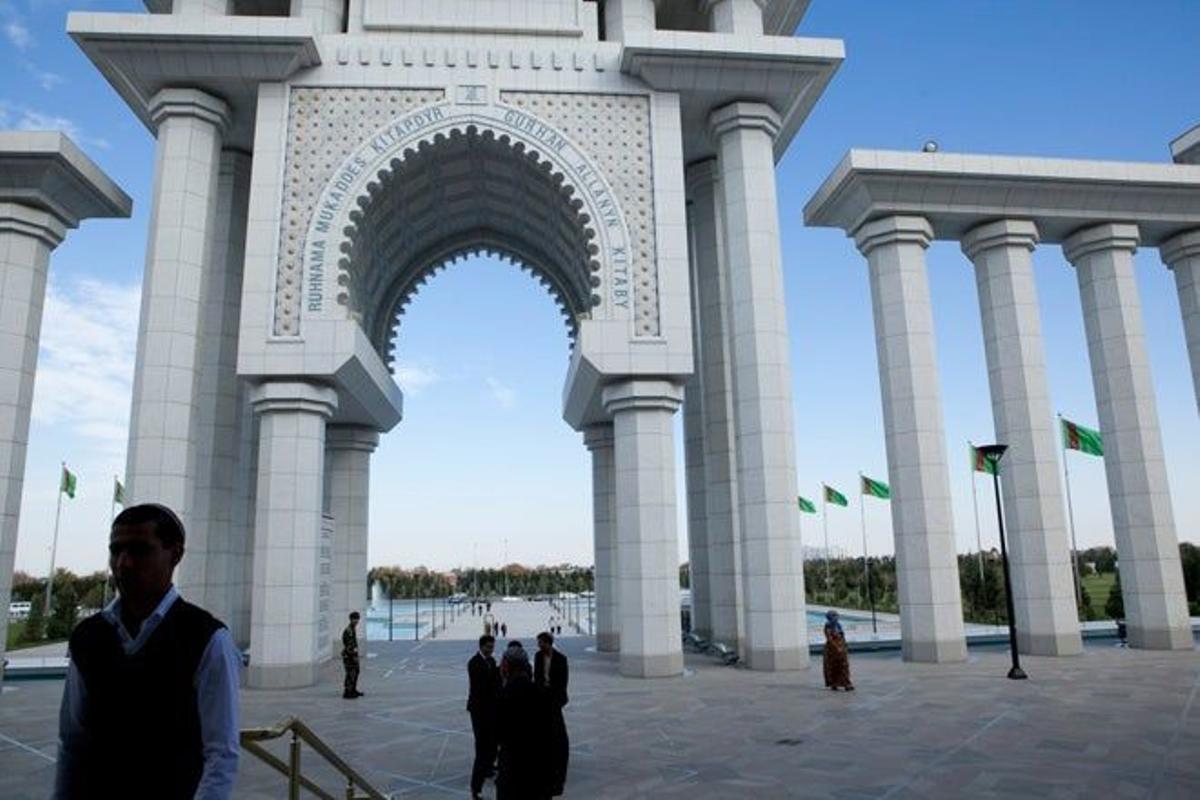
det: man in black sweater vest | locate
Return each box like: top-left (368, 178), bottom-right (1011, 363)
top-left (466, 633), bottom-right (501, 799)
top-left (54, 503), bottom-right (242, 799)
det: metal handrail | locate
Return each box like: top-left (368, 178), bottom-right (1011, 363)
top-left (240, 716), bottom-right (387, 800)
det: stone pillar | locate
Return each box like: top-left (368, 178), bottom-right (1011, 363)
top-left (962, 220), bottom-right (1082, 656)
top-left (584, 424), bottom-right (619, 652)
top-left (183, 148), bottom-right (251, 627)
top-left (854, 215), bottom-right (966, 663)
top-left (326, 425), bottom-right (378, 656)
top-left (1160, 230), bottom-right (1200, 413)
top-left (1064, 224), bottom-right (1191, 650)
top-left (703, 0), bottom-right (765, 34)
top-left (291, 0), bottom-right (344, 33)
top-left (173, 0), bottom-right (232, 15)
top-left (247, 381), bottom-right (338, 688)
top-left (602, 379), bottom-right (684, 678)
top-left (686, 158), bottom-right (742, 648)
top-left (604, 0), bottom-right (656, 40)
top-left (0, 203), bottom-right (65, 678)
top-left (125, 89), bottom-right (230, 543)
top-left (682, 191), bottom-right (711, 641)
top-left (710, 102), bottom-right (807, 671)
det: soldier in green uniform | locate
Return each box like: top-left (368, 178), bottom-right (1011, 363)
top-left (342, 611), bottom-right (363, 699)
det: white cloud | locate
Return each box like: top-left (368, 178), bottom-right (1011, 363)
top-left (485, 376), bottom-right (517, 409)
top-left (4, 20), bottom-right (31, 50)
top-left (23, 61), bottom-right (63, 91)
top-left (31, 278), bottom-right (141, 462)
top-left (0, 100), bottom-right (110, 149)
top-left (395, 363), bottom-right (440, 394)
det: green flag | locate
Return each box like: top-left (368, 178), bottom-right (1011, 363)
top-left (823, 484), bottom-right (848, 507)
top-left (970, 444), bottom-right (997, 475)
top-left (861, 475), bottom-right (890, 499)
top-left (1062, 418), bottom-right (1103, 457)
top-left (797, 496), bottom-right (816, 514)
top-left (113, 478), bottom-right (127, 506)
top-left (60, 466), bottom-right (77, 499)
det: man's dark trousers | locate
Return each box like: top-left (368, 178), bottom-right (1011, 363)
top-left (469, 710), bottom-right (498, 794)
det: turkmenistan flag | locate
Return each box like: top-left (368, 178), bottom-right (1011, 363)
top-left (970, 444), bottom-right (997, 475)
top-left (861, 475), bottom-right (890, 499)
top-left (823, 484), bottom-right (848, 507)
top-left (1062, 417), bottom-right (1103, 457)
top-left (113, 478), bottom-right (127, 506)
top-left (797, 496), bottom-right (816, 514)
top-left (60, 466), bottom-right (77, 499)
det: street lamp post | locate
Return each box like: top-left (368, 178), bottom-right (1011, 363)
top-left (976, 443), bottom-right (1027, 680)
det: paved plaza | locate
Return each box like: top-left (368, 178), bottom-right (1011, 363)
top-left (2, 628), bottom-right (1196, 799)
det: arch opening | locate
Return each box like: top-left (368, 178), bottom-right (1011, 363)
top-left (335, 126), bottom-right (605, 366)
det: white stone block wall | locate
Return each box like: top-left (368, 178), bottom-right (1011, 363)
top-left (125, 89), bottom-right (230, 538)
top-left (854, 215), bottom-right (966, 663)
top-left (704, 0), bottom-right (765, 34)
top-left (0, 204), bottom-right (64, 678)
top-left (1064, 223), bottom-right (1191, 650)
top-left (291, 0), bottom-right (343, 32)
top-left (1160, 230), bottom-right (1200, 414)
top-left (962, 219), bottom-right (1081, 656)
top-left (711, 102), bottom-right (807, 671)
top-left (603, 379), bottom-right (684, 678)
top-left (326, 424), bottom-right (377, 655)
top-left (247, 381), bottom-right (338, 688)
top-left (584, 424), bottom-right (619, 652)
top-left (686, 158), bottom-right (743, 649)
top-left (604, 0), bottom-right (656, 39)
top-left (682, 198), bottom-right (712, 640)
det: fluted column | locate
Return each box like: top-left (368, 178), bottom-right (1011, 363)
top-left (0, 204), bottom-right (65, 679)
top-left (247, 381), bottom-right (338, 688)
top-left (686, 158), bottom-right (742, 648)
top-left (702, 0), bottom-right (765, 33)
top-left (603, 379), bottom-right (685, 678)
top-left (604, 0), bottom-right (656, 40)
top-left (584, 424), bottom-right (619, 652)
top-left (1064, 224), bottom-right (1190, 650)
top-left (326, 425), bottom-right (378, 657)
top-left (125, 88), bottom-right (230, 546)
top-left (710, 102), bottom-right (807, 671)
top-left (854, 215), bottom-right (966, 663)
top-left (962, 220), bottom-right (1082, 656)
top-left (1160, 230), bottom-right (1200, 413)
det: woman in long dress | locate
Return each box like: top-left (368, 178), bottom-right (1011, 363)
top-left (823, 610), bottom-right (855, 691)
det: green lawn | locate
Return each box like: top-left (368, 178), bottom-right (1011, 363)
top-left (4, 620), bottom-right (68, 652)
top-left (1081, 572), bottom-right (1117, 618)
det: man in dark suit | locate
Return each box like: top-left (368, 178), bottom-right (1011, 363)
top-left (534, 631), bottom-right (569, 796)
top-left (466, 634), bottom-right (501, 800)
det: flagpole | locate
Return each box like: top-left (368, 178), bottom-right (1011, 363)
top-left (1058, 413), bottom-right (1084, 613)
top-left (821, 489), bottom-right (831, 600)
top-left (969, 442), bottom-right (984, 585)
top-left (44, 463), bottom-right (66, 630)
top-left (859, 473), bottom-right (877, 634)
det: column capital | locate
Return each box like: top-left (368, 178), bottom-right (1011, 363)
top-left (853, 215), bottom-right (934, 257)
top-left (583, 422), bottom-right (615, 451)
top-left (1160, 229), bottom-right (1200, 268)
top-left (326, 424), bottom-right (380, 453)
top-left (249, 380), bottom-right (338, 418)
top-left (1063, 222), bottom-right (1140, 265)
top-left (698, 0), bottom-right (769, 13)
top-left (961, 219), bottom-right (1039, 261)
top-left (0, 201), bottom-right (66, 248)
top-left (684, 158), bottom-right (720, 197)
top-left (601, 378), bottom-right (684, 416)
top-left (708, 101), bottom-right (781, 142)
top-left (149, 88), bottom-right (232, 134)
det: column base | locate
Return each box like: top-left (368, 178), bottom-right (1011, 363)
top-left (902, 638), bottom-right (967, 663)
top-left (1128, 624), bottom-right (1194, 651)
top-left (596, 632), bottom-right (620, 652)
top-left (744, 646), bottom-right (809, 672)
top-left (1018, 630), bottom-right (1083, 657)
top-left (247, 661), bottom-right (320, 689)
top-left (619, 652), bottom-right (683, 678)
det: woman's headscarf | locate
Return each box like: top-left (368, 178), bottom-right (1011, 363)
top-left (825, 609), bottom-right (843, 634)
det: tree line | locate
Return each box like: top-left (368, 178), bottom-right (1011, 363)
top-left (367, 565), bottom-right (594, 598)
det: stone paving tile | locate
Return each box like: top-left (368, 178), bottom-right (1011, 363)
top-left (0, 636), bottom-right (1196, 798)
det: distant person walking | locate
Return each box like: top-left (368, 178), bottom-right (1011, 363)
top-left (342, 611), bottom-right (363, 698)
top-left (54, 503), bottom-right (241, 799)
top-left (467, 635), bottom-right (501, 800)
top-left (534, 632), bottom-right (570, 796)
top-left (496, 645), bottom-right (552, 799)
top-left (501, 622), bottom-right (508, 638)
top-left (823, 610), bottom-right (854, 691)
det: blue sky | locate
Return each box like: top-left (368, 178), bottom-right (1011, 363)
top-left (4, 0), bottom-right (1199, 578)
